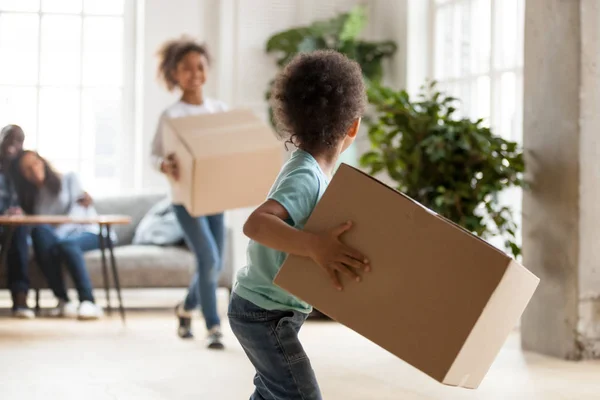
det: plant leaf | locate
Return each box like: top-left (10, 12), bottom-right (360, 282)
top-left (359, 80), bottom-right (526, 257)
top-left (339, 5), bottom-right (367, 41)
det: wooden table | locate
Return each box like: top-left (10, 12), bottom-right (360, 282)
top-left (0, 215), bottom-right (132, 323)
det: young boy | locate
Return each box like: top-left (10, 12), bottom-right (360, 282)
top-left (229, 51), bottom-right (370, 399)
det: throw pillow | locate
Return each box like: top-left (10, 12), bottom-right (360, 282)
top-left (132, 198), bottom-right (184, 246)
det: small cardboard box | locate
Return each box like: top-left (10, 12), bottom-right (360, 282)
top-left (162, 109), bottom-right (283, 216)
top-left (274, 164), bottom-right (539, 389)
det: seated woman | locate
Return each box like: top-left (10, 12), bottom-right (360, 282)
top-left (10, 150), bottom-right (105, 320)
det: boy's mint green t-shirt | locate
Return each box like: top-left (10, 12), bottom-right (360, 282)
top-left (234, 149), bottom-right (329, 314)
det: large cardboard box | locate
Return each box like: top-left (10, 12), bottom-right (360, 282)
top-left (274, 164), bottom-right (539, 389)
top-left (162, 109), bottom-right (283, 216)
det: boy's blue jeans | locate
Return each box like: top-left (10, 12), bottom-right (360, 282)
top-left (228, 292), bottom-right (322, 400)
top-left (173, 205), bottom-right (224, 330)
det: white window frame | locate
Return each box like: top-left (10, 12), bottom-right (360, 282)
top-left (0, 0), bottom-right (136, 194)
top-left (429, 0), bottom-right (524, 143)
top-left (428, 0), bottom-right (525, 250)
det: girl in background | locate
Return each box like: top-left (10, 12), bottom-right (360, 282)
top-left (152, 36), bottom-right (227, 349)
top-left (10, 151), bottom-right (104, 320)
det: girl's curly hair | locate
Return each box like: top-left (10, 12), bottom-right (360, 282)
top-left (157, 36), bottom-right (211, 91)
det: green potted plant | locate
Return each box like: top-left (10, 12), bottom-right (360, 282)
top-left (265, 5), bottom-right (397, 171)
top-left (360, 82), bottom-right (526, 258)
top-left (265, 5), bottom-right (397, 119)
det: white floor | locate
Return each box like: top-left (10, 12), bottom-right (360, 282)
top-left (0, 289), bottom-right (599, 399)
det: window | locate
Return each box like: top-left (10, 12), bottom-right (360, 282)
top-left (432, 0), bottom-right (524, 139)
top-left (0, 0), bottom-right (133, 194)
top-left (431, 0), bottom-right (525, 248)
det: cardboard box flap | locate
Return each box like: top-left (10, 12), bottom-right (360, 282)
top-left (443, 260), bottom-right (539, 388)
top-left (162, 120), bottom-right (195, 209)
top-left (167, 109), bottom-right (280, 159)
top-left (164, 119), bottom-right (193, 155)
top-left (344, 164), bottom-right (509, 258)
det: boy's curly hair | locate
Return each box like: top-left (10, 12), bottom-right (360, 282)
top-left (157, 36), bottom-right (211, 91)
top-left (271, 50), bottom-right (366, 153)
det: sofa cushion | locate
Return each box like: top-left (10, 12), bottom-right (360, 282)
top-left (84, 244), bottom-right (233, 290)
top-left (84, 245), bottom-right (194, 288)
top-left (16, 244), bottom-right (233, 291)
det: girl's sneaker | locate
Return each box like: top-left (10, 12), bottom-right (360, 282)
top-left (49, 300), bottom-right (78, 318)
top-left (207, 326), bottom-right (224, 350)
top-left (12, 307), bottom-right (35, 319)
top-left (176, 303), bottom-right (194, 339)
top-left (78, 301), bottom-right (103, 320)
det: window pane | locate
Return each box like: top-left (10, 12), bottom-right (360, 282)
top-left (472, 75), bottom-right (490, 123)
top-left (434, 5), bottom-right (453, 79)
top-left (457, 1), bottom-right (470, 78)
top-left (458, 80), bottom-right (472, 117)
top-left (493, 0), bottom-right (520, 69)
top-left (50, 159), bottom-right (79, 175)
top-left (493, 71), bottom-right (517, 141)
top-left (81, 89), bottom-right (121, 160)
top-left (82, 17), bottom-right (123, 86)
top-left (94, 160), bottom-right (116, 178)
top-left (80, 157), bottom-right (118, 194)
top-left (0, 87), bottom-right (38, 147)
top-left (435, 1), bottom-right (470, 79)
top-left (40, 15), bottom-right (82, 85)
top-left (0, 0), bottom-right (39, 12)
top-left (83, 0), bottom-right (124, 15)
top-left (90, 175), bottom-right (120, 195)
top-left (469, 0), bottom-right (491, 75)
top-left (514, 72), bottom-right (523, 143)
top-left (0, 14), bottom-right (39, 85)
top-left (38, 88), bottom-right (80, 158)
top-left (515, 0), bottom-right (525, 67)
top-left (41, 0), bottom-right (82, 13)
top-left (81, 89), bottom-right (121, 194)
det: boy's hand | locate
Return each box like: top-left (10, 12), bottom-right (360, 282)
top-left (308, 221), bottom-right (370, 291)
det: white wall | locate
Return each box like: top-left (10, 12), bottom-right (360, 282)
top-left (133, 0), bottom-right (414, 270)
top-left (136, 0), bottom-right (204, 192)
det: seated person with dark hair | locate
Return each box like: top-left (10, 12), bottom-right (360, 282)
top-left (9, 150), bottom-right (104, 320)
top-left (0, 124), bottom-right (33, 318)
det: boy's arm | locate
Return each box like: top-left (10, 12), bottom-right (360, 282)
top-left (244, 199), bottom-right (370, 290)
top-left (243, 200), bottom-right (314, 257)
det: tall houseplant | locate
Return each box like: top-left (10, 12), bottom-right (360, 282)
top-left (360, 83), bottom-right (526, 258)
top-left (265, 5), bottom-right (397, 124)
